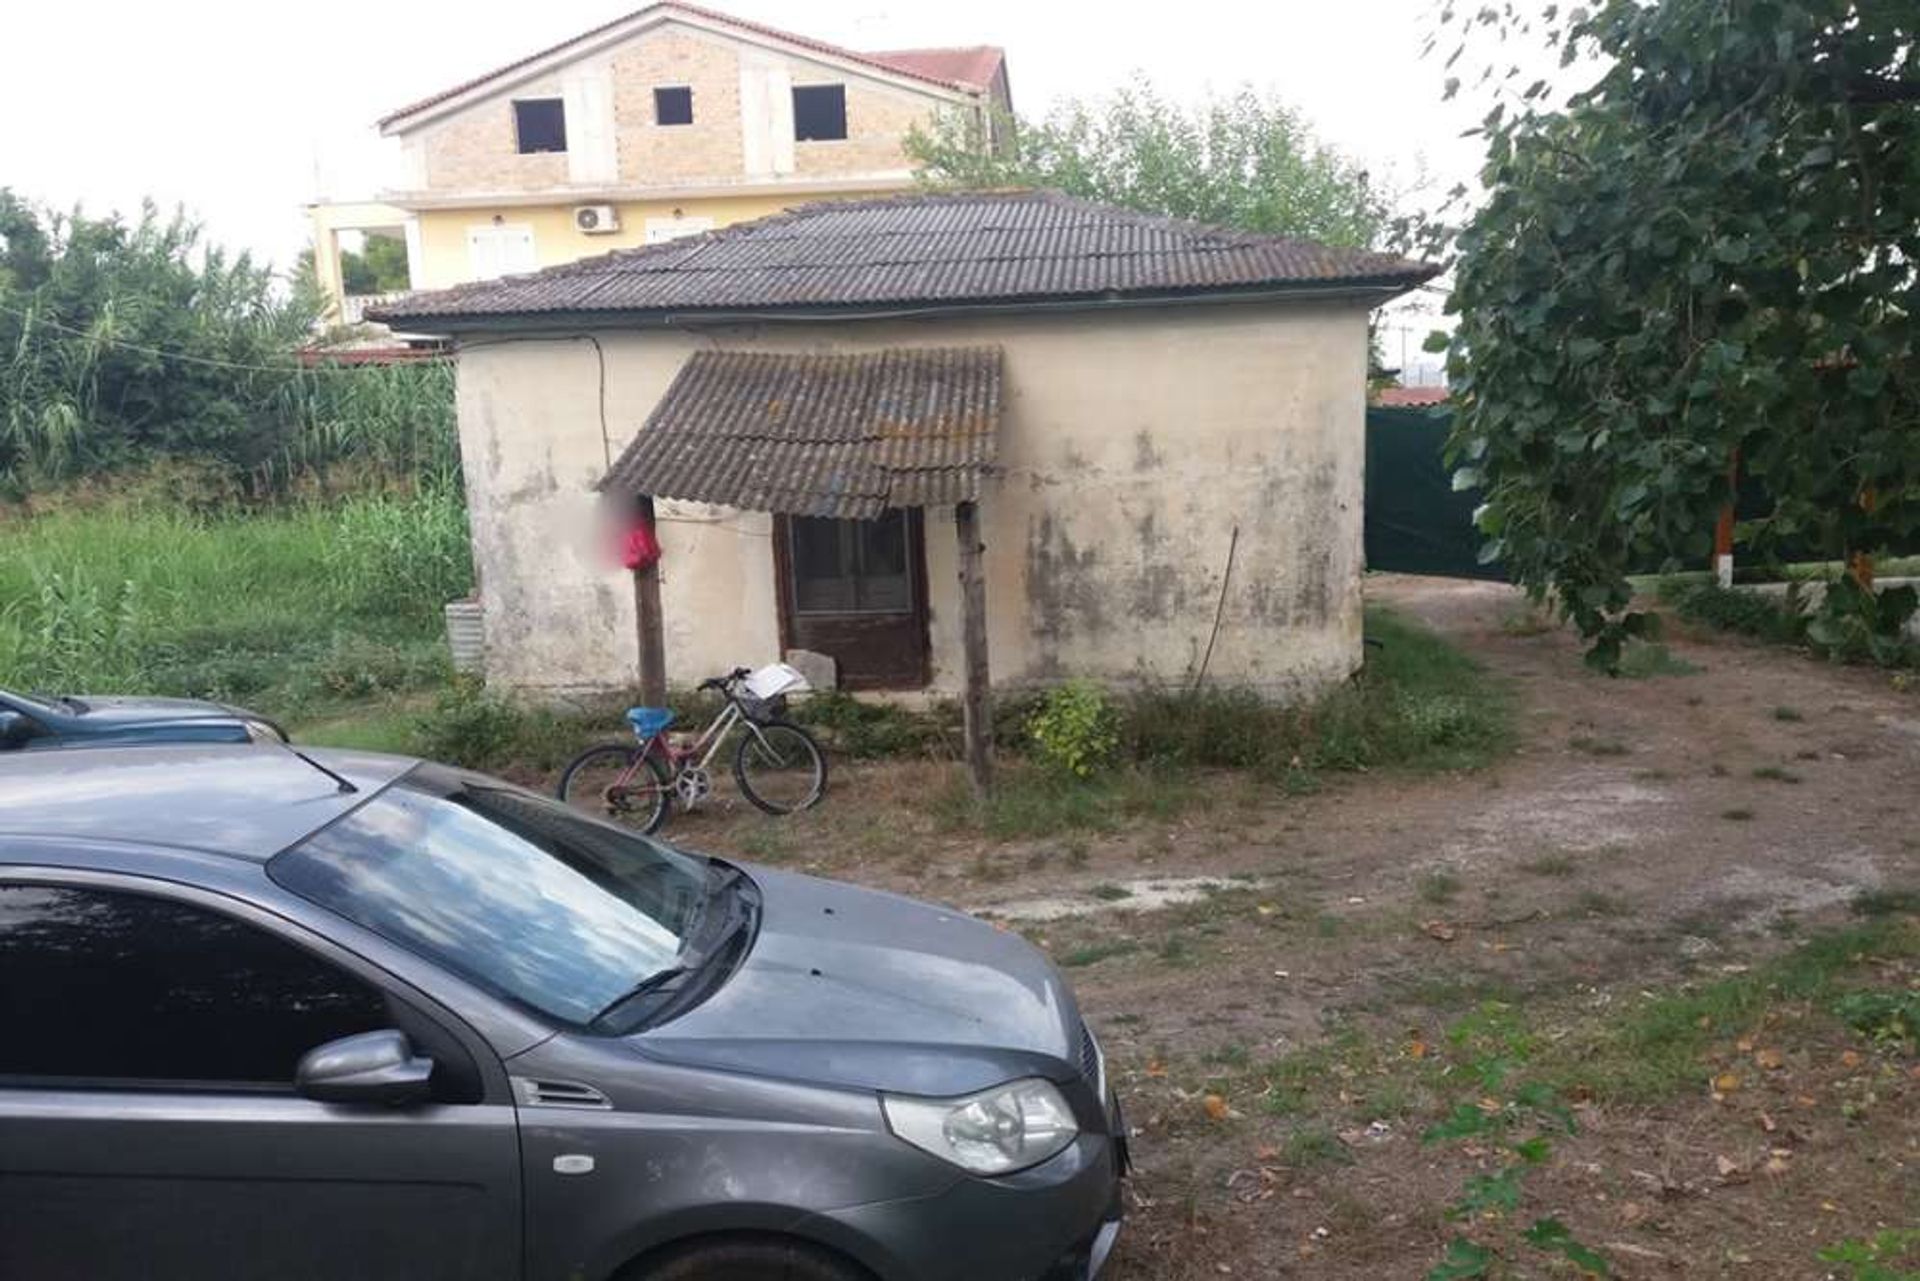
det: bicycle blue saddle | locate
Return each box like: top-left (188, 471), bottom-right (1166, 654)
top-left (625, 708), bottom-right (676, 738)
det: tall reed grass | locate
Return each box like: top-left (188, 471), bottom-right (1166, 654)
top-left (0, 487), bottom-right (472, 702)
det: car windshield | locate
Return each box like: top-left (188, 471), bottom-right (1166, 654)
top-left (269, 766), bottom-right (711, 1027)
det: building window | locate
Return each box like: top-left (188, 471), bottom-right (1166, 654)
top-left (792, 84), bottom-right (848, 141)
top-left (787, 512), bottom-right (911, 614)
top-left (513, 98), bottom-right (567, 153)
top-left (653, 86), bottom-right (693, 126)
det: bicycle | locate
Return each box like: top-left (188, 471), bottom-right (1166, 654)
top-left (556, 664), bottom-right (827, 835)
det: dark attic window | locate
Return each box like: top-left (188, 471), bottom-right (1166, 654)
top-left (792, 84), bottom-right (847, 141)
top-left (513, 98), bottom-right (567, 153)
top-left (654, 86), bottom-right (694, 126)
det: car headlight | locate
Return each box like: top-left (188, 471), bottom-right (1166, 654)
top-left (881, 1078), bottom-right (1079, 1175)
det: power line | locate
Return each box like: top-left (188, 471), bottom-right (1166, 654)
top-left (0, 299), bottom-right (442, 377)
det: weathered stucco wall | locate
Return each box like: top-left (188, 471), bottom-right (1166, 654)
top-left (452, 301), bottom-right (1370, 701)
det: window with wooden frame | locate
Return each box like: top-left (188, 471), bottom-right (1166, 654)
top-left (786, 512), bottom-right (912, 614)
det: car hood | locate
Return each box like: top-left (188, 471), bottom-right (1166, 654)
top-left (637, 866), bottom-right (1087, 1096)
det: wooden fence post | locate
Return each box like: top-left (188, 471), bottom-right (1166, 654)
top-left (634, 494), bottom-right (667, 706)
top-left (955, 500), bottom-right (993, 796)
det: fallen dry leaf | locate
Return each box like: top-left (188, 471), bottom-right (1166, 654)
top-left (1713, 1072), bottom-right (1742, 1094)
top-left (1145, 1060), bottom-right (1169, 1078)
top-left (1423, 920), bottom-right (1459, 942)
top-left (1755, 1048), bottom-right (1785, 1070)
top-left (1203, 1093), bottom-right (1230, 1121)
top-left (1407, 1038), bottom-right (1430, 1060)
top-left (1758, 1111), bottom-right (1777, 1133)
top-left (1840, 1050), bottom-right (1862, 1069)
top-left (1736, 1036), bottom-right (1755, 1053)
top-left (1714, 1154), bottom-right (1742, 1178)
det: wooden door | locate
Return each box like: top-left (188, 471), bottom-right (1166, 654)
top-left (774, 510), bottom-right (930, 690)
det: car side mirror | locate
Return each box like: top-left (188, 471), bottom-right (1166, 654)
top-left (0, 710), bottom-right (32, 749)
top-left (296, 1029), bottom-right (435, 1106)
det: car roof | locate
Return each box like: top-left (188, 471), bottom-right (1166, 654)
top-left (0, 743), bottom-right (418, 861)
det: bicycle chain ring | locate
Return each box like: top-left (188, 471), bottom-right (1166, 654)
top-left (675, 765), bottom-right (713, 807)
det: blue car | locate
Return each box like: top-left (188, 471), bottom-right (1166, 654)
top-left (0, 687), bottom-right (287, 751)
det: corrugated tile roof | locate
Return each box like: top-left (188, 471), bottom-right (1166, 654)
top-left (600, 346), bottom-right (1002, 517)
top-left (864, 46), bottom-right (1005, 91)
top-left (373, 190), bottom-right (1438, 327)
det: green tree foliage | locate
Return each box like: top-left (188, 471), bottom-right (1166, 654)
top-left (0, 192), bottom-right (452, 497)
top-left (344, 234), bottom-right (410, 294)
top-left (294, 234), bottom-right (412, 298)
top-left (906, 84), bottom-right (1388, 247)
top-left (1433, 1), bottom-right (1919, 667)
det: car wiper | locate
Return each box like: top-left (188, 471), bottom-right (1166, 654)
top-left (589, 963), bottom-right (698, 1030)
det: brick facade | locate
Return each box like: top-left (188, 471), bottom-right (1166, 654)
top-left (422, 92), bottom-right (572, 193)
top-left (611, 29), bottom-right (746, 184)
top-left (409, 22), bottom-right (957, 196)
top-left (791, 77), bottom-right (933, 178)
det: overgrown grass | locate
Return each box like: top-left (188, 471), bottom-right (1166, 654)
top-left (1539, 919), bottom-right (1919, 1102)
top-left (1616, 640), bottom-right (1700, 677)
top-left (1123, 607), bottom-right (1514, 775)
top-left (930, 607), bottom-right (1513, 835)
top-left (0, 486), bottom-right (470, 717)
top-left (1662, 579), bottom-right (1919, 668)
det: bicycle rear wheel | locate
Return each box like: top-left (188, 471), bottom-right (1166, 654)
top-left (732, 721), bottom-right (827, 815)
top-left (557, 744), bottom-right (673, 834)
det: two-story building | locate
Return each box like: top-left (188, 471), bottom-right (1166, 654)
top-left (308, 2), bottom-right (1010, 326)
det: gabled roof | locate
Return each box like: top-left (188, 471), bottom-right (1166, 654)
top-left (380, 1), bottom-right (988, 131)
top-left (600, 347), bottom-right (1002, 517)
top-left (371, 190), bottom-right (1439, 329)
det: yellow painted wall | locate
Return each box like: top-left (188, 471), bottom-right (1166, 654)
top-left (409, 191), bottom-right (863, 289)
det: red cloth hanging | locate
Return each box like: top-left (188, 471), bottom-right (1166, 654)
top-left (620, 511), bottom-right (661, 570)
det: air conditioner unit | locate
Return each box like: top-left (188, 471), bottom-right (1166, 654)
top-left (574, 205), bottom-right (620, 234)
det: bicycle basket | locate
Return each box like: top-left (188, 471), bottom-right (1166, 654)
top-left (737, 694), bottom-right (784, 724)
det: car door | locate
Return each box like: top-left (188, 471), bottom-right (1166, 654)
top-left (0, 874), bottom-right (523, 1281)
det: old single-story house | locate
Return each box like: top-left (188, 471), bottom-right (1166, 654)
top-left (376, 190), bottom-right (1436, 701)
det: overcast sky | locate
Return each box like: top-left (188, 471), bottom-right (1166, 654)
top-left (5, 0), bottom-right (1550, 367)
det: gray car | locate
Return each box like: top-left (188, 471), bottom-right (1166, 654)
top-left (0, 744), bottom-right (1124, 1281)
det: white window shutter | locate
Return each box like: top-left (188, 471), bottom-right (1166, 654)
top-left (467, 227), bottom-right (502, 280)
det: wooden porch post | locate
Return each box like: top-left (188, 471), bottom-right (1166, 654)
top-left (633, 494), bottom-right (668, 706)
top-left (955, 500), bottom-right (993, 796)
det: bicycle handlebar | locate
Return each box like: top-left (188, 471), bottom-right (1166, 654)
top-left (698, 666), bottom-right (754, 692)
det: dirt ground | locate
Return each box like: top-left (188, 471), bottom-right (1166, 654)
top-left (656, 575), bottom-right (1920, 1279)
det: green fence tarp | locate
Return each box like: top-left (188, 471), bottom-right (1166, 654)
top-left (1364, 405), bottom-right (1503, 580)
top-left (1362, 404), bottom-right (1916, 581)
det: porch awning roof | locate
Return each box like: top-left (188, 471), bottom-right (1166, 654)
top-left (600, 346), bottom-right (1002, 519)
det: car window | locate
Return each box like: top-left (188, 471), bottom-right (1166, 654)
top-left (0, 884), bottom-right (391, 1086)
top-left (270, 769), bottom-right (710, 1028)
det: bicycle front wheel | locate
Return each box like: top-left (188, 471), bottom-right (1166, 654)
top-left (732, 721), bottom-right (828, 815)
top-left (557, 744), bottom-right (673, 834)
